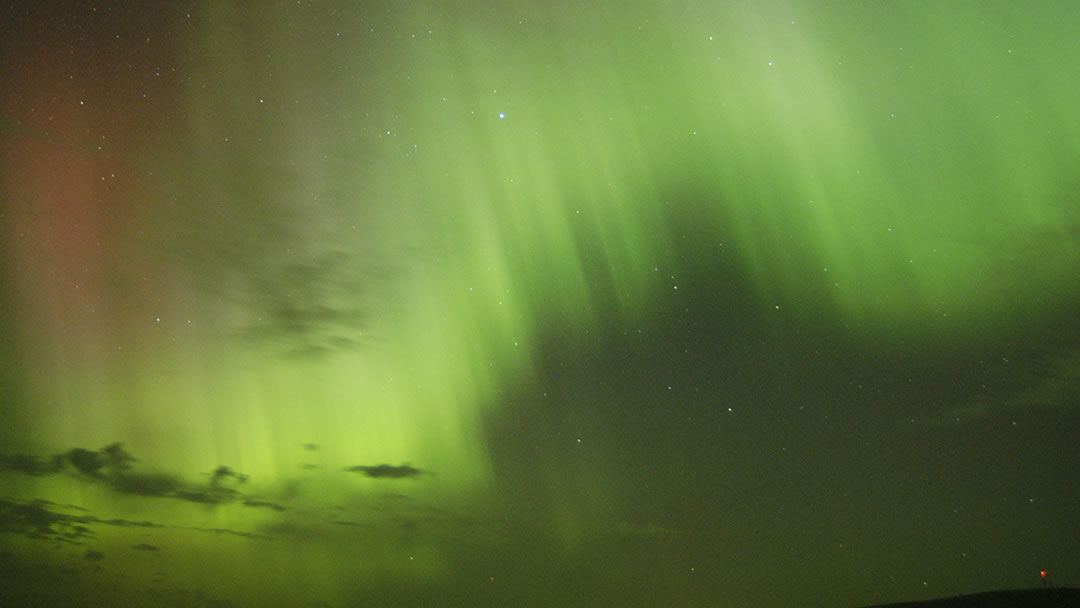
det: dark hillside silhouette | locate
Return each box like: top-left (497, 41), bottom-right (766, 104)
top-left (862, 588), bottom-right (1080, 608)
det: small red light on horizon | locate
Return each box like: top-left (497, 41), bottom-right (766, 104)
top-left (1041, 570), bottom-right (1047, 578)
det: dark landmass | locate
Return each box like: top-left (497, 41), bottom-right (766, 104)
top-left (862, 588), bottom-right (1080, 608)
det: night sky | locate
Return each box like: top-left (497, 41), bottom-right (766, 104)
top-left (2, 2), bottom-right (1079, 607)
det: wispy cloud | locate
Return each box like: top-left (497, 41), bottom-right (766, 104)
top-left (923, 347), bottom-right (1080, 425)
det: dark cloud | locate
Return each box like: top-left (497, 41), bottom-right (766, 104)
top-left (210, 465), bottom-right (248, 489)
top-left (0, 499), bottom-right (93, 543)
top-left (241, 499), bottom-right (286, 511)
top-left (0, 495), bottom-right (269, 555)
top-left (0, 452), bottom-right (64, 476)
top-left (173, 488), bottom-right (236, 505)
top-left (343, 463), bottom-right (429, 479)
top-left (64, 448), bottom-right (109, 478)
top-left (61, 444), bottom-right (232, 504)
top-left (63, 442), bottom-right (138, 479)
top-left (94, 517), bottom-right (163, 529)
top-left (188, 527), bottom-right (266, 540)
top-left (330, 519), bottom-right (370, 529)
top-left (109, 471), bottom-right (185, 497)
top-left (1, 443), bottom-right (287, 514)
top-left (83, 550), bottom-right (104, 562)
top-left (101, 443), bottom-right (136, 472)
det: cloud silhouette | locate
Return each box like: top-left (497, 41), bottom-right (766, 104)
top-left (0, 443), bottom-right (285, 512)
top-left (0, 499), bottom-right (94, 543)
top-left (343, 463), bottom-right (429, 479)
top-left (210, 465), bottom-right (249, 489)
top-left (109, 471), bottom-right (185, 497)
top-left (64, 448), bottom-right (109, 478)
top-left (83, 549), bottom-right (105, 561)
top-left (0, 452), bottom-right (64, 476)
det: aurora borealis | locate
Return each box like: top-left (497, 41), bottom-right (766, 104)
top-left (2, 1), bottom-right (1079, 606)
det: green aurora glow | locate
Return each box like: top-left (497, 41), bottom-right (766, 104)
top-left (2, 1), bottom-right (1079, 606)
